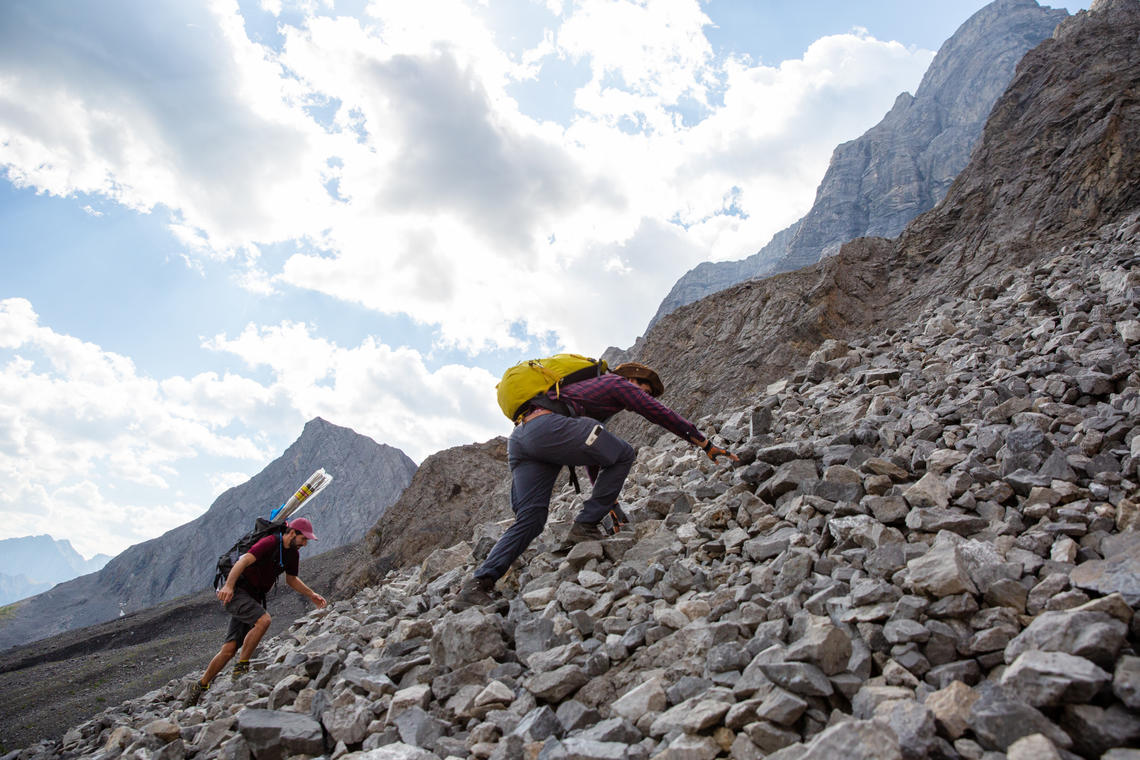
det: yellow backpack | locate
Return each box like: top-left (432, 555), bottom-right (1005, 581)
top-left (496, 354), bottom-right (608, 423)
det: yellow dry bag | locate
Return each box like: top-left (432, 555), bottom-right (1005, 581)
top-left (496, 354), bottom-right (608, 422)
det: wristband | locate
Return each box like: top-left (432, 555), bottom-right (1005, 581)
top-left (701, 439), bottom-right (713, 452)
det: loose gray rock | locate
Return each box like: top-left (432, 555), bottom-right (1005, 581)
top-left (1114, 655), bottom-right (1140, 710)
top-left (526, 665), bottom-right (589, 702)
top-left (779, 718), bottom-right (903, 759)
top-left (1070, 532), bottom-right (1140, 605)
top-left (967, 685), bottom-right (1073, 751)
top-left (873, 699), bottom-right (936, 760)
top-left (1000, 650), bottom-right (1112, 706)
top-left (236, 709), bottom-right (325, 760)
top-left (907, 540), bottom-right (978, 597)
top-left (429, 608), bottom-right (506, 669)
top-left (1004, 609), bottom-right (1128, 668)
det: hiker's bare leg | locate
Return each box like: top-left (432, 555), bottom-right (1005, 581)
top-left (239, 613), bottom-right (272, 661)
top-left (202, 640), bottom-right (238, 685)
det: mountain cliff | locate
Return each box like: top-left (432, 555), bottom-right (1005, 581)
top-left (648, 0), bottom-right (1069, 329)
top-left (630, 0), bottom-right (1140, 431)
top-left (0, 418), bottom-right (416, 651)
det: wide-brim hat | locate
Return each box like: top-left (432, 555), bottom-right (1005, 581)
top-left (613, 362), bottom-right (665, 397)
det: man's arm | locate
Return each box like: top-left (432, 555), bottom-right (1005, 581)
top-left (286, 574), bottom-right (328, 609)
top-left (612, 381), bottom-right (737, 461)
top-left (688, 435), bottom-right (738, 462)
top-left (615, 382), bottom-right (738, 462)
top-left (217, 552), bottom-right (256, 604)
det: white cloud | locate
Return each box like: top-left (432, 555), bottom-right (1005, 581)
top-left (0, 299), bottom-right (268, 464)
top-left (204, 320), bottom-right (508, 458)
top-left (265, 12), bottom-right (932, 349)
top-left (0, 297), bottom-right (509, 554)
top-left (209, 471), bottom-right (258, 500)
top-left (0, 1), bottom-right (935, 354)
top-left (0, 0), bottom-right (338, 257)
top-left (559, 0), bottom-right (716, 126)
top-left (0, 477), bottom-right (202, 559)
top-left (0, 298), bottom-right (266, 554)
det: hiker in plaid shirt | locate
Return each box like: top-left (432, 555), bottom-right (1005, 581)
top-left (455, 362), bottom-right (736, 610)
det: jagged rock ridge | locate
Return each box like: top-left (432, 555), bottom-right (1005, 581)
top-left (0, 418), bottom-right (417, 652)
top-left (648, 0), bottom-right (1069, 330)
top-left (628, 0), bottom-right (1140, 433)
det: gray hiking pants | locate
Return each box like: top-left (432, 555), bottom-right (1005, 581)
top-left (474, 413), bottom-right (636, 582)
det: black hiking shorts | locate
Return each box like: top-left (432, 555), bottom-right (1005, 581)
top-left (223, 586), bottom-right (267, 645)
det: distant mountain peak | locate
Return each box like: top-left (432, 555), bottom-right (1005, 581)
top-left (0, 535), bottom-right (112, 605)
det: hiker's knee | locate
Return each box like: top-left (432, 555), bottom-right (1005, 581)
top-left (255, 613), bottom-right (271, 630)
top-left (594, 430), bottom-right (635, 468)
top-left (613, 436), bottom-right (635, 463)
top-left (515, 509), bottom-right (548, 541)
top-left (220, 640), bottom-right (238, 657)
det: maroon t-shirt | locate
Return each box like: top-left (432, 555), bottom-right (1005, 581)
top-left (240, 534), bottom-right (299, 594)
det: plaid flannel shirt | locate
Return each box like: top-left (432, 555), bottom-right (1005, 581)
top-left (552, 373), bottom-right (703, 443)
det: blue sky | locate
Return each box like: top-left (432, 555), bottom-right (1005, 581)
top-left (0, 0), bottom-right (1087, 559)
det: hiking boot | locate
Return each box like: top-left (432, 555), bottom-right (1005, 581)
top-left (565, 520), bottom-right (606, 543)
top-left (452, 576), bottom-right (496, 611)
top-left (603, 504), bottom-right (629, 535)
top-left (231, 660), bottom-right (251, 680)
top-left (182, 679), bottom-right (208, 708)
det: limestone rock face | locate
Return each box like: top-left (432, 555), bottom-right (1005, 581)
top-left (622, 0), bottom-right (1140, 432)
top-left (0, 418), bottom-right (416, 650)
top-left (648, 0), bottom-right (1069, 328)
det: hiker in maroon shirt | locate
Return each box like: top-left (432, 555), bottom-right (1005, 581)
top-left (183, 517), bottom-right (326, 706)
top-left (455, 362), bottom-right (736, 610)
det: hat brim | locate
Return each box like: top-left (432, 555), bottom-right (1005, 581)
top-left (614, 363), bottom-right (664, 397)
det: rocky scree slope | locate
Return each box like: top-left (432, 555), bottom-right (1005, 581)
top-left (12, 224), bottom-right (1140, 759)
top-left (0, 418), bottom-right (417, 652)
top-left (648, 0), bottom-right (1068, 329)
top-left (629, 0), bottom-right (1140, 434)
top-left (0, 540), bottom-right (372, 755)
top-left (339, 439), bottom-right (512, 594)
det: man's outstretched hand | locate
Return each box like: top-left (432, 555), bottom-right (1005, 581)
top-left (697, 438), bottom-right (739, 463)
top-left (705, 443), bottom-right (738, 463)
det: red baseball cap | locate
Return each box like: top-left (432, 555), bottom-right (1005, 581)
top-left (289, 517), bottom-right (318, 540)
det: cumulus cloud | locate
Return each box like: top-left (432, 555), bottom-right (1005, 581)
top-left (0, 0), bottom-right (336, 256)
top-left (203, 320), bottom-right (507, 457)
top-left (0, 298), bottom-right (505, 555)
top-left (0, 0), bottom-right (934, 353)
top-left (269, 3), bottom-right (932, 349)
top-left (559, 0), bottom-right (718, 124)
top-left (0, 298), bottom-right (270, 555)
